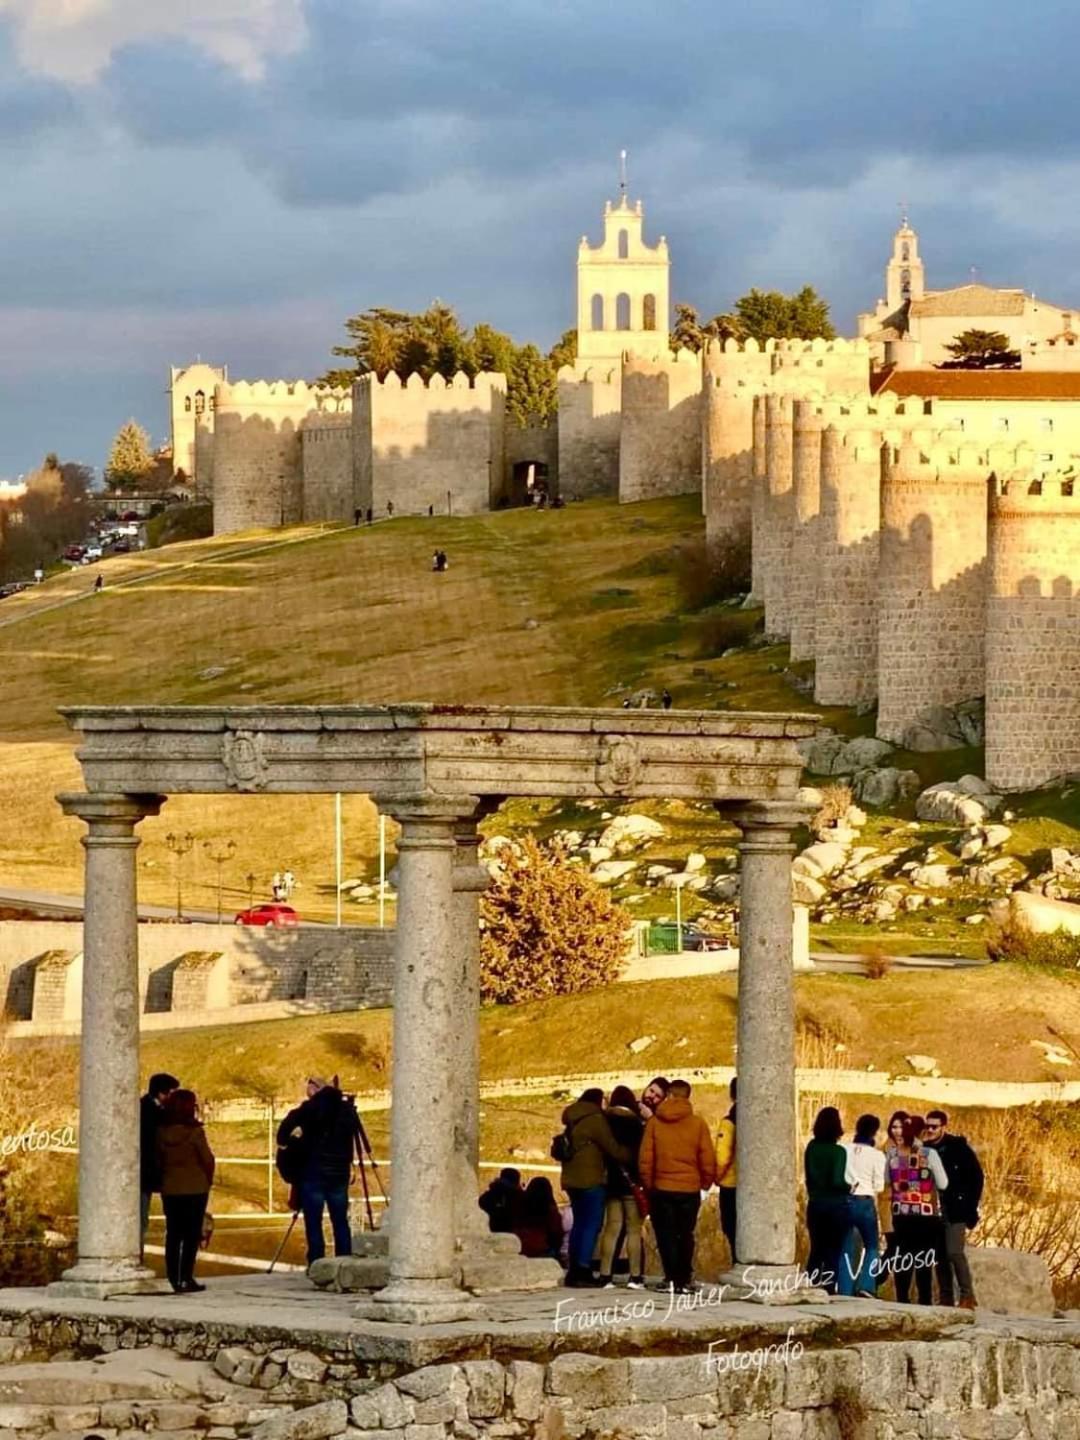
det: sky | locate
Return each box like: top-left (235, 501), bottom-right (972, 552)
top-left (2, 0), bottom-right (1080, 478)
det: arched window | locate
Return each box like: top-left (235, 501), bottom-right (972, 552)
top-left (194, 390), bottom-right (206, 416)
top-left (591, 294), bottom-right (604, 330)
top-left (184, 397), bottom-right (192, 413)
top-left (901, 242), bottom-right (910, 262)
top-left (900, 268), bottom-right (911, 299)
top-left (618, 229), bottom-right (629, 259)
top-left (643, 294), bottom-right (657, 331)
top-left (616, 293), bottom-right (631, 330)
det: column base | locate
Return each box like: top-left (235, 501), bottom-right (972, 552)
top-left (354, 1278), bottom-right (481, 1325)
top-left (716, 1264), bottom-right (830, 1305)
top-left (48, 1258), bottom-right (165, 1299)
top-left (313, 1229), bottom-right (559, 1297)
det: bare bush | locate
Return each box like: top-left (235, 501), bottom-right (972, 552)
top-left (813, 784), bottom-right (854, 833)
top-left (986, 912), bottom-right (1080, 969)
top-left (674, 529), bottom-right (752, 612)
top-left (862, 947), bottom-right (893, 981)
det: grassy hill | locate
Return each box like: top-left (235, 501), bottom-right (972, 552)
top-left (1, 495), bottom-right (1078, 940)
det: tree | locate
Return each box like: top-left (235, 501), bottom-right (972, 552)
top-left (548, 328), bottom-right (578, 371)
top-left (669, 303), bottom-right (747, 354)
top-left (733, 286), bottom-right (836, 343)
top-left (479, 837), bottom-right (630, 1003)
top-left (0, 455), bottom-right (92, 583)
top-left (506, 344), bottom-right (558, 428)
top-left (939, 329), bottom-right (1020, 370)
top-left (105, 420), bottom-right (153, 492)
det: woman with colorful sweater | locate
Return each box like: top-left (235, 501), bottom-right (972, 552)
top-left (804, 1106), bottom-right (851, 1295)
top-left (886, 1113), bottom-right (948, 1304)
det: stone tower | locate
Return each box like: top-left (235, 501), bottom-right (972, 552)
top-left (575, 194), bottom-right (670, 369)
top-left (885, 219), bottom-right (926, 313)
top-left (170, 362), bottom-right (227, 496)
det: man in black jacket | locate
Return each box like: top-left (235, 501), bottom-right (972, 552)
top-left (924, 1109), bottom-right (984, 1309)
top-left (277, 1076), bottom-right (362, 1266)
top-left (139, 1072), bottom-right (178, 1257)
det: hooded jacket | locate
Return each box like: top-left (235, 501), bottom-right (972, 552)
top-left (558, 1099), bottom-right (631, 1190)
top-left (638, 1095), bottom-right (717, 1193)
top-left (277, 1086), bottom-right (362, 1186)
top-left (156, 1122), bottom-right (215, 1197)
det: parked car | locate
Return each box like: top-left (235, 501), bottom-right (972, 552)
top-left (121, 510), bottom-right (140, 522)
top-left (111, 539), bottom-right (132, 553)
top-left (681, 929), bottom-right (728, 952)
top-left (234, 903), bottom-right (300, 927)
top-left (83, 545), bottom-right (103, 561)
top-left (62, 545), bottom-right (85, 562)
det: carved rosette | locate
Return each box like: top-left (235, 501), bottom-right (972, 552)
top-left (222, 729), bottom-right (270, 791)
top-left (596, 735), bottom-right (643, 795)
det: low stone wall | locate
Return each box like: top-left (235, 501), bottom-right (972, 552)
top-left (1, 1301), bottom-right (1080, 1440)
top-left (0, 922), bottom-right (395, 1028)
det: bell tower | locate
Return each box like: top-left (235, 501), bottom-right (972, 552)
top-left (575, 157), bottom-right (670, 368)
top-left (886, 217), bottom-right (925, 313)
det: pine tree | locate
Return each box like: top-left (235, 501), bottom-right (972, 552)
top-left (105, 420), bottom-right (153, 492)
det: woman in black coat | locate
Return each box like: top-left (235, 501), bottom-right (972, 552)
top-left (596, 1084), bottom-right (646, 1287)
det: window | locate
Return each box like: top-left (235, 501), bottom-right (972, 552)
top-left (194, 390), bottom-right (206, 416)
top-left (995, 417), bottom-right (1009, 431)
top-left (616, 293), bottom-right (631, 330)
top-left (643, 294), bottom-right (657, 331)
top-left (901, 242), bottom-right (910, 262)
top-left (591, 294), bottom-right (604, 330)
top-left (184, 397), bottom-right (192, 413)
top-left (1040, 452), bottom-right (1054, 463)
top-left (1041, 417), bottom-right (1054, 432)
top-left (900, 268), bottom-right (911, 299)
top-left (618, 229), bottom-right (629, 259)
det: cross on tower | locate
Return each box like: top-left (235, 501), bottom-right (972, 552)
top-left (618, 149), bottom-right (627, 198)
top-left (898, 198), bottom-right (909, 227)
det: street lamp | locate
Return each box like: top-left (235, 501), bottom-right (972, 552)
top-left (245, 871), bottom-right (257, 908)
top-left (204, 839), bottom-right (237, 924)
top-left (164, 832), bottom-right (195, 919)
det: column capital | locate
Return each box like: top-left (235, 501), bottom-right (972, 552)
top-left (58, 793), bottom-right (165, 829)
top-left (716, 799), bottom-right (810, 845)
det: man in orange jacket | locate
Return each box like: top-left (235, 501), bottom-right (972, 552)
top-left (639, 1079), bottom-right (717, 1293)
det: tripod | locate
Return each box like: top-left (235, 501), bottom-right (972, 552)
top-left (352, 1106), bottom-right (388, 1230)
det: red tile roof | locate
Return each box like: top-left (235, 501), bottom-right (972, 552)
top-left (873, 368), bottom-right (1080, 400)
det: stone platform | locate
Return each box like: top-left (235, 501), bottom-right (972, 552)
top-left (3, 1277), bottom-right (1080, 1439)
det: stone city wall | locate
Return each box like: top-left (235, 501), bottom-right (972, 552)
top-left (301, 409), bottom-right (355, 523)
top-left (618, 350), bottom-right (702, 504)
top-left (0, 921), bottom-right (394, 1028)
top-left (556, 366), bottom-right (622, 500)
top-left (986, 476), bottom-right (1080, 791)
top-left (353, 370), bottom-right (506, 518)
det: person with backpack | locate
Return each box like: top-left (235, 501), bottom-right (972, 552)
top-left (923, 1109), bottom-right (983, 1309)
top-left (276, 1076), bottom-right (361, 1267)
top-left (479, 1168), bottom-right (525, 1233)
top-left (554, 1088), bottom-right (630, 1287)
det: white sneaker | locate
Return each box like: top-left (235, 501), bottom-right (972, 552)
top-left (602, 1280), bottom-right (617, 1290)
top-left (627, 1278), bottom-right (645, 1290)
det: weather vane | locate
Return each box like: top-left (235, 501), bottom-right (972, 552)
top-left (619, 149), bottom-right (628, 198)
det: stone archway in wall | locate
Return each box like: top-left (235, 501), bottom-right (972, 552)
top-left (51, 703), bottom-right (814, 1322)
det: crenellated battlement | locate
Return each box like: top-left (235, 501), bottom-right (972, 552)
top-left (354, 369), bottom-right (505, 393)
top-left (216, 380), bottom-right (350, 408)
top-left (992, 471), bottom-right (1080, 505)
top-left (884, 434), bottom-right (994, 475)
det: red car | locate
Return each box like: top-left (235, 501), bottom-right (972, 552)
top-left (234, 903), bottom-right (299, 927)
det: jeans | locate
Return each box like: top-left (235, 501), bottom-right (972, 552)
top-left (839, 1196), bottom-right (880, 1296)
top-left (162, 1192), bottom-right (207, 1289)
top-left (806, 1196), bottom-right (849, 1294)
top-left (566, 1185), bottom-right (607, 1272)
top-left (650, 1190), bottom-right (701, 1289)
top-left (937, 1219), bottom-right (976, 1305)
top-left (718, 1186), bottom-right (737, 1262)
top-left (299, 1177), bottom-right (352, 1264)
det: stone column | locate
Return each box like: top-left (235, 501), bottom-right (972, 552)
top-left (50, 792), bottom-right (164, 1297)
top-left (720, 802), bottom-right (806, 1272)
top-left (360, 799), bottom-right (480, 1323)
top-left (450, 808), bottom-right (492, 1246)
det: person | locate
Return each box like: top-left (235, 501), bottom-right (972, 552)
top-left (923, 1109), bottom-right (983, 1310)
top-left (428, 503), bottom-right (434, 517)
top-left (804, 1106), bottom-right (851, 1295)
top-left (557, 1087), bottom-right (630, 1287)
top-left (140, 1072), bottom-right (178, 1256)
top-left (282, 869), bottom-right (295, 899)
top-left (354, 506), bottom-right (362, 526)
top-left (438, 550), bottom-right (449, 571)
top-left (596, 1085), bottom-right (646, 1289)
top-left (277, 1076), bottom-right (362, 1267)
top-left (386, 500), bottom-right (394, 517)
top-left (715, 1078), bottom-right (737, 1263)
top-left (841, 1113), bottom-right (887, 1298)
top-left (478, 1167), bottom-right (524, 1234)
top-left (886, 1113), bottom-right (948, 1305)
top-left (513, 1177), bottom-right (564, 1259)
top-left (156, 1089), bottom-right (215, 1293)
top-left (639, 1077), bottom-right (670, 1120)
top-left (639, 1079), bottom-right (716, 1294)
top-left (93, 574), bottom-right (103, 593)
top-left (366, 507), bottom-right (373, 524)
top-left (661, 689), bottom-right (672, 710)
top-left (271, 871), bottom-right (284, 901)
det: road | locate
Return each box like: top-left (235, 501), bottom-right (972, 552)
top-left (0, 886), bottom-right (326, 926)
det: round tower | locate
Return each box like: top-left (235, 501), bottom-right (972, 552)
top-left (750, 391), bottom-right (770, 604)
top-left (702, 340), bottom-right (771, 569)
top-left (876, 436), bottom-right (989, 743)
top-left (985, 475), bottom-right (1080, 791)
top-left (762, 393), bottom-right (796, 639)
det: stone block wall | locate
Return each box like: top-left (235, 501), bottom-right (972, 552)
top-left (353, 370), bottom-right (506, 517)
top-left (556, 366), bottom-right (622, 500)
top-left (302, 410), bottom-right (355, 522)
top-left (618, 350), bottom-right (702, 503)
top-left (504, 420), bottom-right (559, 503)
top-left (986, 476), bottom-right (1080, 790)
top-left (702, 340), bottom-right (772, 557)
top-left (171, 950), bottom-right (230, 1011)
top-left (213, 382), bottom-right (348, 534)
top-left (876, 438), bottom-right (995, 744)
